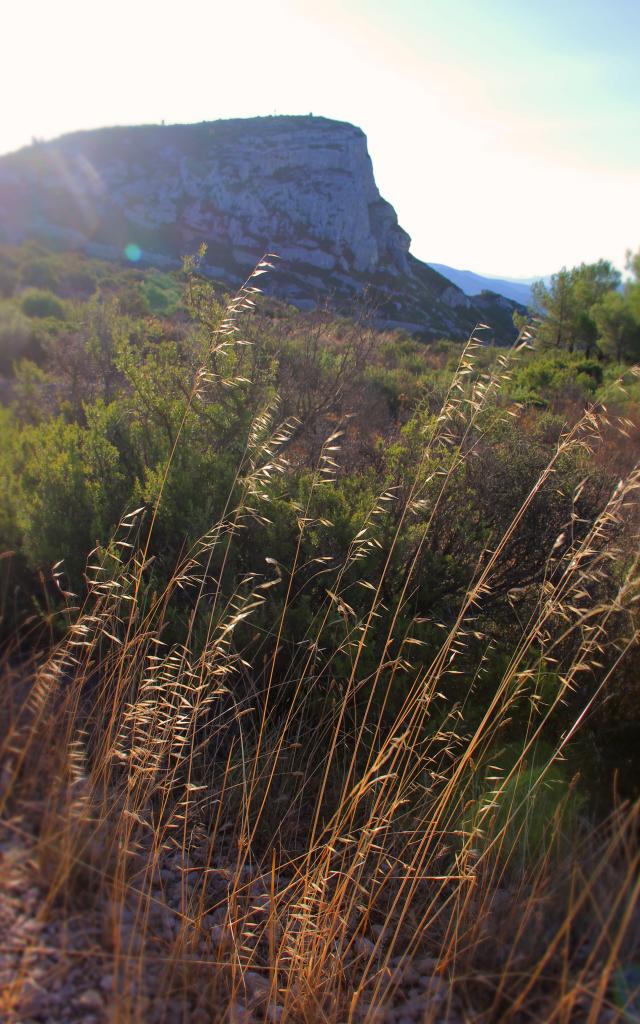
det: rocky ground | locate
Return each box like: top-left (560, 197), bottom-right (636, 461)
top-left (0, 822), bottom-right (466, 1024)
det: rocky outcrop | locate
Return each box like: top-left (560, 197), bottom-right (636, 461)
top-left (0, 116), bottom-right (521, 341)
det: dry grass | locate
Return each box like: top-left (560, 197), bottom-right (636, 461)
top-left (1, 260), bottom-right (639, 1024)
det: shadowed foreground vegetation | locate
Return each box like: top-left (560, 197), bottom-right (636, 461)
top-left (1, 243), bottom-right (640, 1023)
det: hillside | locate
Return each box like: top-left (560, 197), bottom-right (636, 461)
top-left (428, 262), bottom-right (543, 306)
top-left (0, 116), bottom-right (522, 342)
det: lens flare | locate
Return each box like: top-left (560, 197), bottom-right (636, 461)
top-left (124, 243), bottom-right (142, 262)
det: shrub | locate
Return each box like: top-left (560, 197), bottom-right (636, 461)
top-left (0, 263), bottom-right (18, 298)
top-left (142, 270), bottom-right (183, 315)
top-left (19, 257), bottom-right (60, 291)
top-left (20, 288), bottom-right (67, 320)
top-left (512, 350), bottom-right (603, 405)
top-left (0, 302), bottom-right (37, 372)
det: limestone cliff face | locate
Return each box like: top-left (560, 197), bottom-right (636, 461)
top-left (0, 116), bottom-right (520, 340)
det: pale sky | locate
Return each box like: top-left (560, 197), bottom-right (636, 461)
top-left (2, 0), bottom-right (639, 278)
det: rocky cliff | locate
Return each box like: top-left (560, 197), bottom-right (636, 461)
top-left (0, 116), bottom-right (520, 340)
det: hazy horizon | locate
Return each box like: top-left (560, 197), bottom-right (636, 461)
top-left (3, 0), bottom-right (639, 278)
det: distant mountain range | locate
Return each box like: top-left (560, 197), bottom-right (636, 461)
top-left (427, 264), bottom-right (551, 308)
top-left (0, 116), bottom-right (524, 343)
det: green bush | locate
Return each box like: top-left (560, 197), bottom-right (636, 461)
top-left (142, 271), bottom-right (183, 315)
top-left (20, 257), bottom-right (60, 291)
top-left (466, 751), bottom-right (585, 862)
top-left (0, 303), bottom-right (38, 372)
top-left (0, 263), bottom-right (18, 298)
top-left (20, 288), bottom-right (67, 320)
top-left (512, 351), bottom-right (603, 405)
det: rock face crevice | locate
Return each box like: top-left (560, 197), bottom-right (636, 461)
top-left (0, 115), bottom-right (520, 340)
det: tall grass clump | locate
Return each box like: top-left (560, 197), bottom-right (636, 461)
top-left (1, 253), bottom-right (639, 1024)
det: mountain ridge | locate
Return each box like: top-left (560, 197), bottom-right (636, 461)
top-left (0, 116), bottom-right (522, 341)
top-left (427, 263), bottom-right (555, 307)
top-left (427, 263), bottom-right (535, 306)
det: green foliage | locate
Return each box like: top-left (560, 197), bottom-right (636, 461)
top-left (468, 750), bottom-right (585, 861)
top-left (0, 302), bottom-right (39, 372)
top-left (1, 238), bottom-right (639, 1022)
top-left (20, 288), bottom-right (68, 320)
top-left (19, 257), bottom-right (60, 291)
top-left (0, 238), bottom-right (637, 806)
top-left (8, 416), bottom-right (94, 579)
top-left (141, 271), bottom-right (183, 315)
top-left (592, 289), bottom-right (640, 363)
top-left (0, 259), bottom-right (18, 298)
top-left (11, 360), bottom-right (51, 423)
top-left (512, 351), bottom-right (603, 405)
top-left (596, 363), bottom-right (640, 407)
top-left (531, 259), bottom-right (626, 359)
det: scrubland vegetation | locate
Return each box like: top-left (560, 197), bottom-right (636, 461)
top-left (1, 240), bottom-right (640, 1023)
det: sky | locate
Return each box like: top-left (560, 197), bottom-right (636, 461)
top-left (2, 0), bottom-right (639, 278)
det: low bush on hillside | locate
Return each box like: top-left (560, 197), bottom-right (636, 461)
top-left (20, 287), bottom-right (68, 320)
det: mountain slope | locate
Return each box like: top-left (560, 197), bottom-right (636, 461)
top-left (0, 116), bottom-right (522, 341)
top-left (428, 263), bottom-right (538, 306)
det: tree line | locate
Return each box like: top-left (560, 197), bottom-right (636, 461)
top-left (521, 248), bottom-right (640, 362)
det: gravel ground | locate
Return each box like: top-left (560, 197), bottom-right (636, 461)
top-left (1, 824), bottom-right (469, 1024)
top-left (0, 821), bottom-right (624, 1024)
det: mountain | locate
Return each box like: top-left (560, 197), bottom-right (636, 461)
top-left (427, 264), bottom-right (547, 307)
top-left (0, 116), bottom-right (522, 342)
